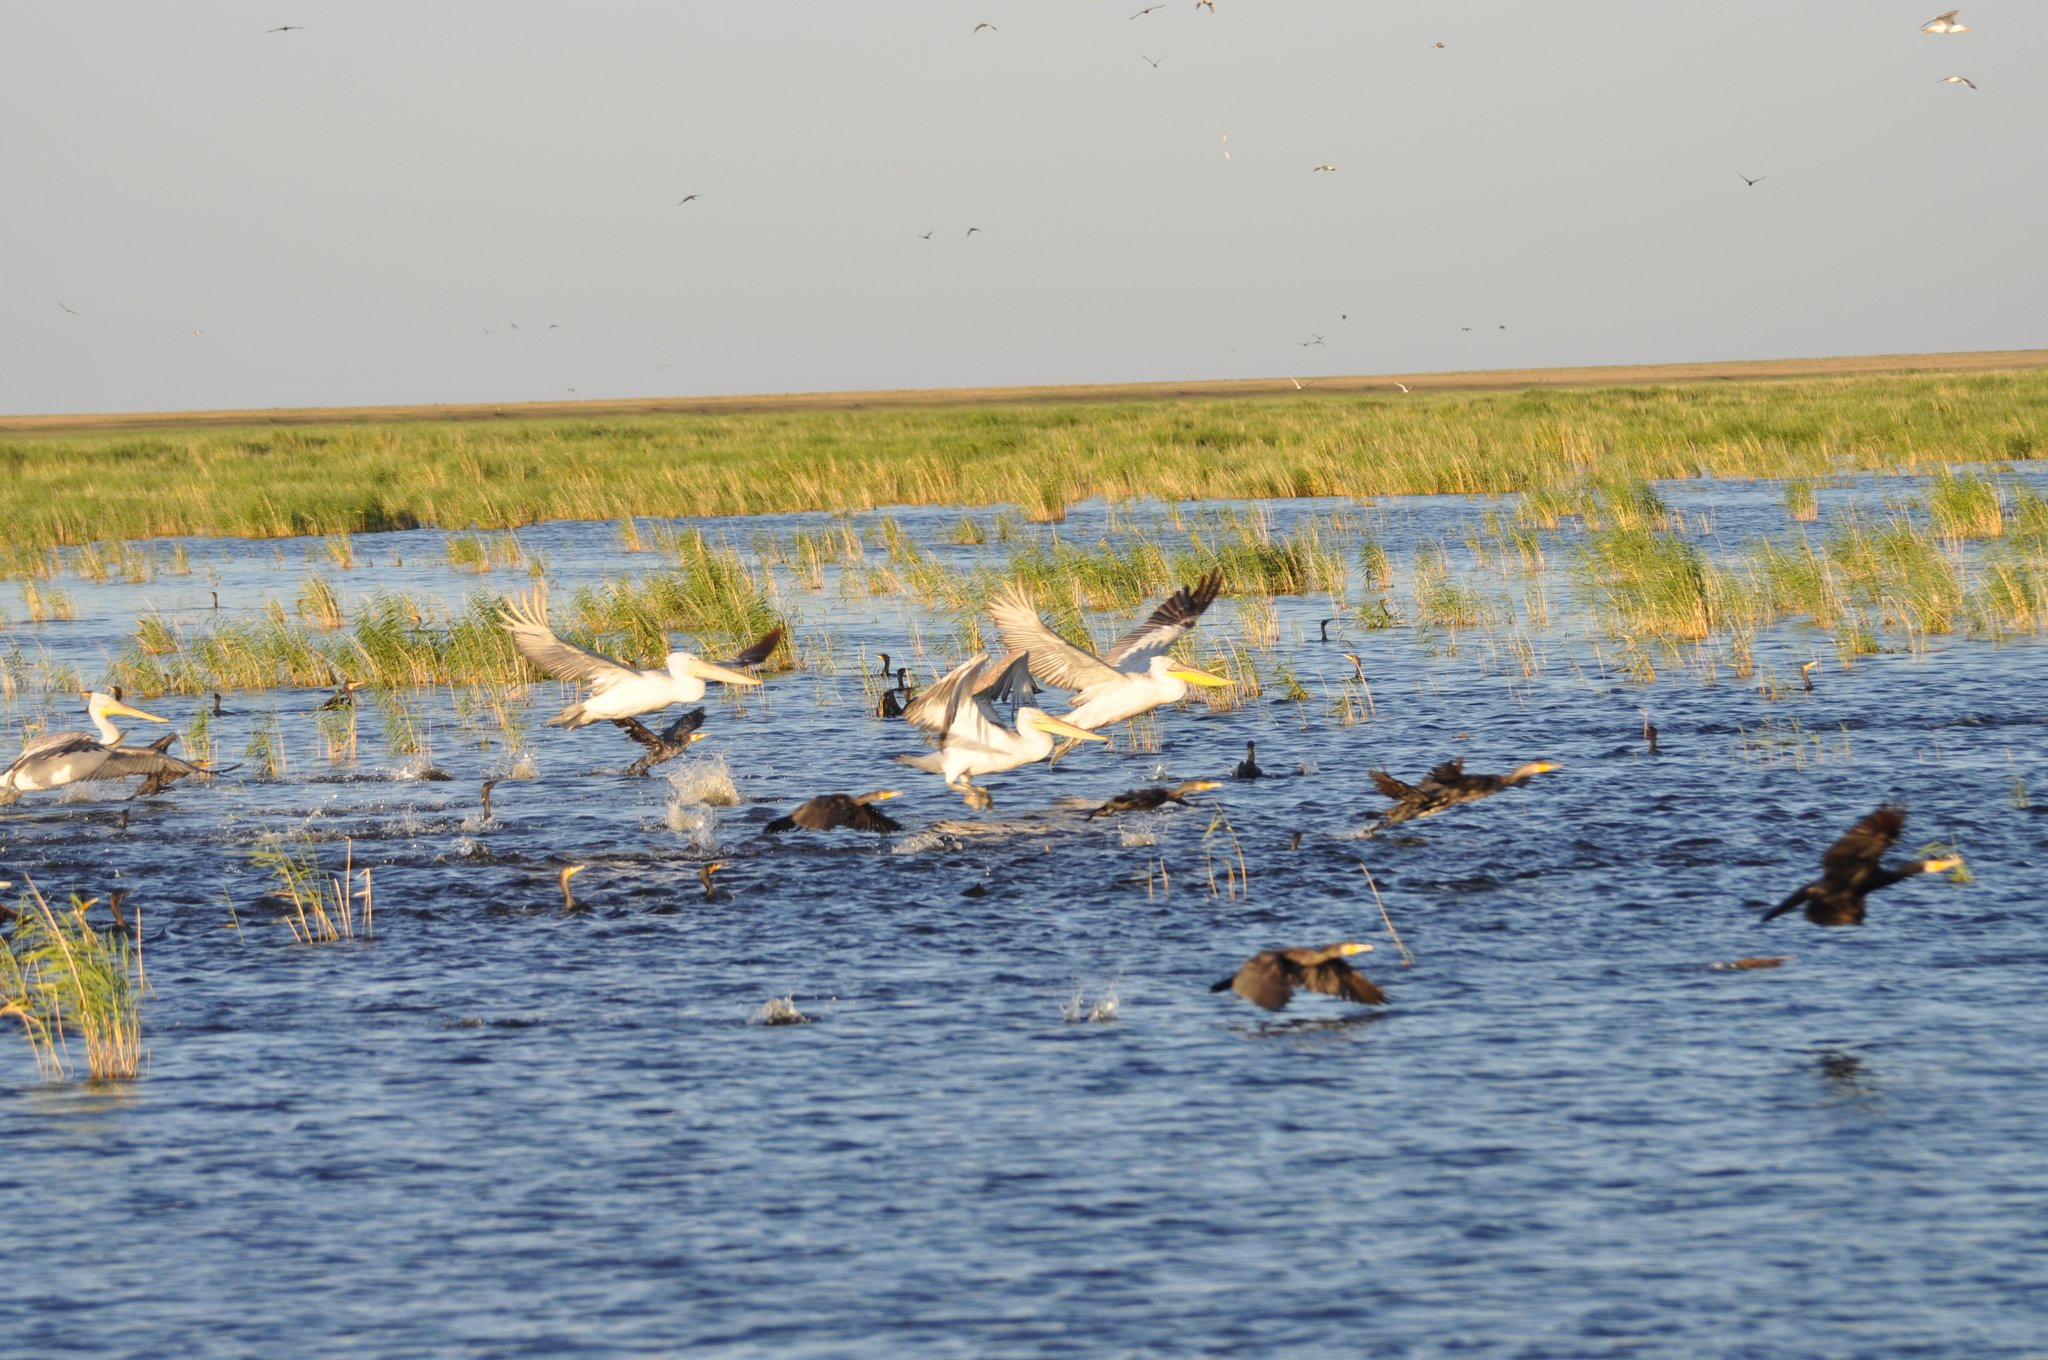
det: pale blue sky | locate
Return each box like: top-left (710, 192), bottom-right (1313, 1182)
top-left (2, 2), bottom-right (2039, 414)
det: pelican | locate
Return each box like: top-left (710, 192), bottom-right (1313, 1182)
top-left (1938, 75), bottom-right (1977, 88)
top-left (896, 653), bottom-right (1105, 805)
top-left (1922, 10), bottom-right (1967, 34)
top-left (500, 588), bottom-right (778, 727)
top-left (985, 571), bottom-right (1231, 743)
top-left (0, 692), bottom-right (212, 803)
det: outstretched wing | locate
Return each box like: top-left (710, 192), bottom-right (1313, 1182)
top-left (500, 588), bottom-right (637, 688)
top-left (1420, 758), bottom-right (1467, 791)
top-left (986, 585), bottom-right (1123, 693)
top-left (847, 802), bottom-right (903, 833)
top-left (1301, 960), bottom-right (1387, 1005)
top-left (724, 625), bottom-right (785, 668)
top-left (1370, 769), bottom-right (1422, 802)
top-left (1820, 805), bottom-right (1904, 882)
top-left (5, 730), bottom-right (100, 776)
top-left (903, 652), bottom-right (991, 733)
top-left (88, 746), bottom-right (210, 783)
top-left (1101, 569), bottom-right (1224, 671)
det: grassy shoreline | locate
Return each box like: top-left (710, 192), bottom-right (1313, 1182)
top-left (1, 366), bottom-right (2042, 563)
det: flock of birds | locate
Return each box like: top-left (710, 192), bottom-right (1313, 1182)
top-left (0, 567), bottom-right (1967, 1015)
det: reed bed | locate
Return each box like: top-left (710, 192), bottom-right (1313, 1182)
top-left (5, 371), bottom-right (2045, 561)
top-left (1, 882), bottom-right (145, 1082)
top-left (250, 836), bottom-right (374, 944)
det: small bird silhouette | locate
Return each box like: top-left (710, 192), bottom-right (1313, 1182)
top-left (973, 22), bottom-right (996, 33)
top-left (918, 230), bottom-right (934, 239)
top-left (1196, 0), bottom-right (1215, 11)
top-left (677, 194), bottom-right (699, 204)
top-left (1141, 53), bottom-right (1163, 68)
top-left (1131, 4), bottom-right (1164, 16)
top-left (266, 25), bottom-right (303, 33)
top-left (1922, 10), bottom-right (1968, 34)
top-left (965, 226), bottom-right (982, 236)
top-left (1311, 163), bottom-right (1337, 173)
top-left (57, 301), bottom-right (78, 315)
top-left (1939, 74), bottom-right (1977, 88)
top-left (1739, 173), bottom-right (1766, 187)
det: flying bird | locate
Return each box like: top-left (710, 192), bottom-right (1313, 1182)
top-left (266, 25), bottom-right (303, 33)
top-left (966, 226), bottom-right (982, 236)
top-left (1759, 805), bottom-right (1962, 926)
top-left (895, 652), bottom-right (1105, 806)
top-left (1739, 173), bottom-right (1766, 187)
top-left (766, 790), bottom-right (905, 835)
top-left (1212, 943), bottom-right (1385, 1011)
top-left (1196, 0), bottom-right (1215, 11)
top-left (1131, 4), bottom-right (1163, 15)
top-left (1364, 758), bottom-right (1558, 833)
top-left (616, 707), bottom-right (708, 777)
top-left (677, 194), bottom-right (699, 205)
top-left (973, 22), bottom-right (997, 33)
top-left (1141, 53), bottom-right (1163, 68)
top-left (1922, 10), bottom-right (1968, 34)
top-left (0, 692), bottom-right (215, 804)
top-left (1311, 164), bottom-right (1337, 173)
top-left (1939, 75), bottom-right (1977, 88)
top-left (1087, 780), bottom-right (1220, 818)
top-left (57, 301), bottom-right (78, 315)
top-left (918, 230), bottom-right (934, 240)
top-left (1221, 134), bottom-right (1230, 160)
top-left (499, 587), bottom-right (776, 727)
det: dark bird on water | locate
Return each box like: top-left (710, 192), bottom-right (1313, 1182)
top-left (699, 862), bottom-right (725, 898)
top-left (1318, 617), bottom-right (1335, 642)
top-left (1642, 716), bottom-right (1659, 755)
top-left (1087, 779), bottom-right (1220, 818)
top-left (616, 707), bottom-right (707, 777)
top-left (317, 678), bottom-right (360, 712)
top-left (1212, 943), bottom-right (1385, 1011)
top-left (558, 864), bottom-right (587, 911)
top-left (1233, 742), bottom-right (1263, 780)
top-left (1759, 805), bottom-right (1961, 927)
top-left (766, 790), bottom-right (904, 834)
top-left (877, 667), bottom-right (915, 719)
top-left (1364, 757), bottom-right (1557, 831)
top-left (211, 692), bottom-right (227, 717)
top-left (1801, 659), bottom-right (1818, 692)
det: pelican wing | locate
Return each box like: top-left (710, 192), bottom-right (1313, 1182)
top-left (903, 651), bottom-right (995, 733)
top-left (1820, 805), bottom-right (1904, 882)
top-left (500, 589), bottom-right (637, 689)
top-left (1101, 569), bottom-right (1224, 671)
top-left (986, 585), bottom-right (1122, 693)
top-left (6, 730), bottom-right (101, 773)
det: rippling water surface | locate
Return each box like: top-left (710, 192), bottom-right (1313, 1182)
top-left (4, 481), bottom-right (2047, 1358)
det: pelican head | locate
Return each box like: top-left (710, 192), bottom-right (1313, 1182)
top-left (666, 651), bottom-right (762, 688)
top-left (1020, 711), bottom-right (1108, 743)
top-left (85, 690), bottom-right (169, 724)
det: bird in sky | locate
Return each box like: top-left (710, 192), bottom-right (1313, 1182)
top-left (57, 301), bottom-right (78, 315)
top-left (1922, 10), bottom-right (1968, 34)
top-left (1433, 41), bottom-right (1446, 49)
top-left (1196, 0), bottom-right (1215, 11)
top-left (1299, 334), bottom-right (1326, 347)
top-left (1311, 163), bottom-right (1337, 173)
top-left (1939, 74), bottom-right (1977, 88)
top-left (677, 194), bottom-right (699, 205)
top-left (266, 25), bottom-right (303, 34)
top-left (1141, 53), bottom-right (1163, 68)
top-left (1220, 134), bottom-right (1230, 160)
top-left (973, 22), bottom-right (997, 33)
top-left (966, 226), bottom-right (982, 236)
top-left (918, 230), bottom-right (934, 239)
top-left (1739, 173), bottom-right (1766, 187)
top-left (1131, 4), bottom-right (1163, 16)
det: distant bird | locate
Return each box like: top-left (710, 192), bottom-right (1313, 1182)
top-left (1801, 659), bottom-right (1819, 692)
top-left (973, 22), bottom-right (996, 32)
top-left (1086, 780), bottom-right (1220, 818)
top-left (616, 707), bottom-right (708, 777)
top-left (1433, 41), bottom-right (1446, 49)
top-left (211, 692), bottom-right (227, 718)
top-left (499, 587), bottom-right (774, 726)
top-left (1922, 10), bottom-right (1968, 34)
top-left (558, 864), bottom-right (587, 911)
top-left (677, 194), bottom-right (699, 204)
top-left (1233, 741), bottom-right (1263, 780)
top-left (108, 890), bottom-right (134, 937)
top-left (966, 227), bottom-right (982, 236)
top-left (1212, 943), bottom-right (1385, 1011)
top-left (877, 667), bottom-right (914, 719)
top-left (1939, 75), bottom-right (1977, 88)
top-left (1131, 3), bottom-right (1163, 14)
top-left (1196, 0), bottom-right (1215, 11)
top-left (1642, 717), bottom-right (1660, 755)
top-left (1318, 618), bottom-right (1335, 642)
top-left (57, 301), bottom-right (78, 315)
top-left (1300, 334), bottom-right (1326, 347)
top-left (699, 862), bottom-right (724, 897)
top-left (266, 25), bottom-right (303, 33)
top-left (317, 678), bottom-right (360, 712)
top-left (1141, 53), bottom-right (1163, 68)
top-left (1311, 164), bottom-right (1337, 173)
top-left (1220, 134), bottom-right (1229, 160)
top-left (480, 778), bottom-right (499, 823)
top-left (1342, 652), bottom-right (1366, 682)
top-left (918, 230), bottom-right (934, 240)
top-left (766, 790), bottom-right (904, 834)
top-left (1364, 758), bottom-right (1558, 832)
top-left (1392, 382), bottom-right (1411, 393)
top-left (1759, 806), bottom-right (1961, 926)
top-left (1739, 173), bottom-right (1766, 187)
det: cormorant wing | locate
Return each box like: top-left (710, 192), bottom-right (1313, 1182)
top-left (1100, 569), bottom-right (1224, 672)
top-left (656, 707), bottom-right (707, 744)
top-left (986, 585), bottom-right (1123, 692)
top-left (500, 589), bottom-right (638, 689)
top-left (1225, 954), bottom-right (1296, 1010)
top-left (1421, 758), bottom-right (1467, 790)
top-left (85, 746), bottom-right (209, 783)
top-left (1301, 960), bottom-right (1387, 1005)
top-left (723, 625), bottom-right (785, 668)
top-left (1759, 884), bottom-right (1812, 924)
top-left (1820, 805), bottom-right (1904, 882)
top-left (847, 802), bottom-right (903, 833)
top-left (1370, 769), bottom-right (1422, 802)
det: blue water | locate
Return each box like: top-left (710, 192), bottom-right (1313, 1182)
top-left (3, 481), bottom-right (2047, 1358)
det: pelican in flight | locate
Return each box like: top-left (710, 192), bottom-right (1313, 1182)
top-left (499, 588), bottom-right (780, 727)
top-left (986, 570), bottom-right (1230, 744)
top-left (1938, 74), bottom-right (1977, 88)
top-left (0, 692), bottom-right (213, 804)
top-left (897, 653), bottom-right (1104, 806)
top-left (1922, 10), bottom-right (1968, 34)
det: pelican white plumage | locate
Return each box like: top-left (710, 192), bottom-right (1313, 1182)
top-left (985, 570), bottom-right (1231, 737)
top-left (1922, 10), bottom-right (1968, 34)
top-left (0, 692), bottom-right (212, 803)
top-left (499, 588), bottom-right (780, 727)
top-left (1938, 74), bottom-right (1977, 88)
top-left (897, 653), bottom-right (1105, 804)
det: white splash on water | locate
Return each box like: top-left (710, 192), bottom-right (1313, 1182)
top-left (750, 995), bottom-right (812, 1026)
top-left (667, 754), bottom-right (740, 808)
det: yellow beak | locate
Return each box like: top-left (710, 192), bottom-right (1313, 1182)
top-left (107, 699), bottom-right (170, 724)
top-left (871, 789), bottom-right (905, 801)
top-left (1168, 667), bottom-right (1233, 689)
top-left (691, 660), bottom-right (763, 688)
top-left (1032, 714), bottom-right (1108, 743)
top-left (1922, 857), bottom-right (1963, 875)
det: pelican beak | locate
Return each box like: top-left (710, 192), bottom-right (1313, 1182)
top-left (1168, 667), bottom-right (1233, 689)
top-left (1032, 714), bottom-right (1108, 743)
top-left (690, 660), bottom-right (763, 688)
top-left (106, 699), bottom-right (171, 724)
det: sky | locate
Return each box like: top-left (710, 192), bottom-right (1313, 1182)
top-left (2, 2), bottom-right (2042, 415)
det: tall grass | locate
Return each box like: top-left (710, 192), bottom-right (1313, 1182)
top-left (1, 882), bottom-right (145, 1082)
top-left (4, 371), bottom-right (2045, 560)
top-left (250, 836), bottom-right (373, 944)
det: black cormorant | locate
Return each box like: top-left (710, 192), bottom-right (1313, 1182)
top-left (1211, 943), bottom-right (1385, 1011)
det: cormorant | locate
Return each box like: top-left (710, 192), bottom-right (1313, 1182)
top-left (480, 779), bottom-right (499, 823)
top-left (877, 667), bottom-right (914, 719)
top-left (1801, 659), bottom-right (1818, 693)
top-left (317, 679), bottom-right (360, 712)
top-left (558, 864), bottom-right (587, 911)
top-left (766, 790), bottom-right (904, 834)
top-left (1212, 943), bottom-right (1385, 1011)
top-left (1759, 805), bottom-right (1961, 926)
top-left (1364, 757), bottom-right (1557, 831)
top-left (1086, 780), bottom-right (1220, 818)
top-left (615, 707), bottom-right (708, 776)
top-left (1233, 742), bottom-right (1263, 780)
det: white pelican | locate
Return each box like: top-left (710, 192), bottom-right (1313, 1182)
top-left (1939, 75), bottom-right (1977, 88)
top-left (985, 570), bottom-right (1231, 739)
top-left (1922, 10), bottom-right (1967, 34)
top-left (896, 653), bottom-right (1104, 805)
top-left (499, 588), bottom-right (780, 727)
top-left (0, 692), bottom-right (211, 803)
